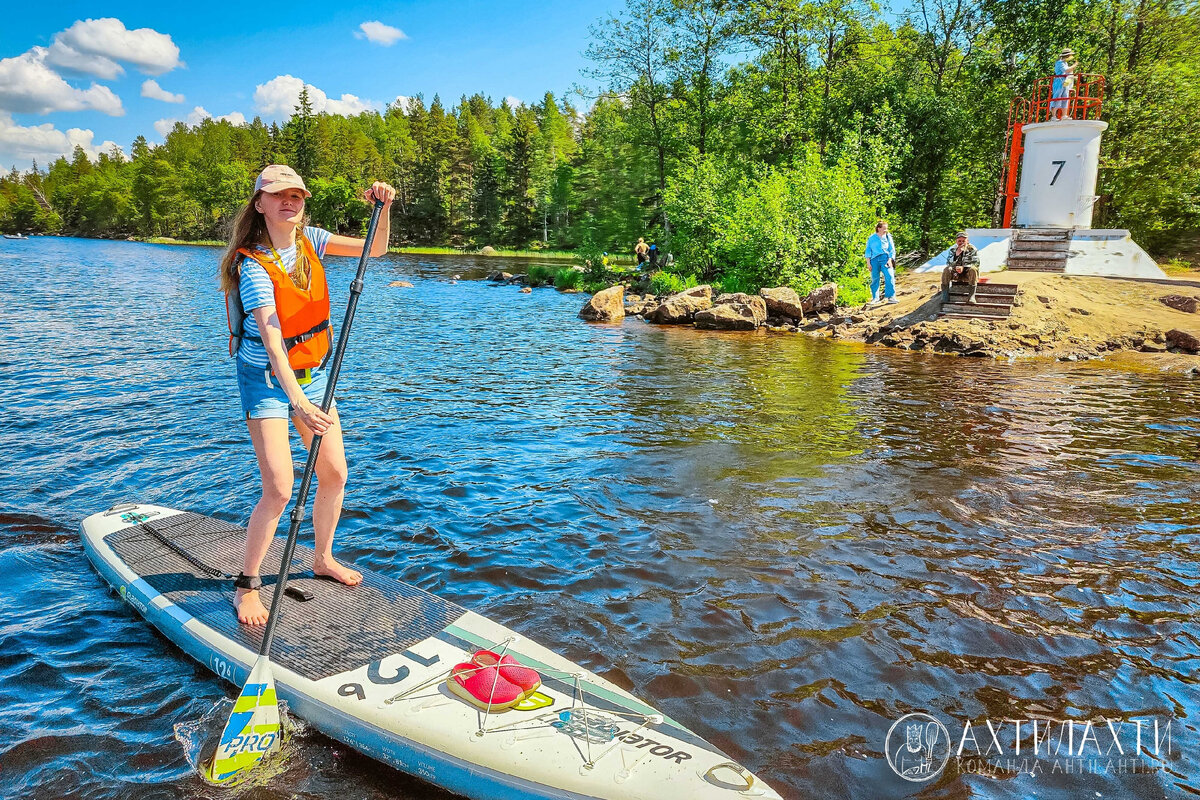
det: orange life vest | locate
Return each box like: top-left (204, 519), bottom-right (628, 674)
top-left (226, 232), bottom-right (332, 370)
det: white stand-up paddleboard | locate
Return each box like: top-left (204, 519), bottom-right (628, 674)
top-left (82, 503), bottom-right (783, 800)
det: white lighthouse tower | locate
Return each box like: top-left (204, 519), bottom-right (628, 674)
top-left (1014, 119), bottom-right (1107, 229)
top-left (917, 71), bottom-right (1163, 279)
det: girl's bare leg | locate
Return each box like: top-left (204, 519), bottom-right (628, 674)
top-left (236, 417), bottom-right (294, 625)
top-left (293, 406), bottom-right (361, 585)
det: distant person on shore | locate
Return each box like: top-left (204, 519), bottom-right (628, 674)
top-left (941, 231), bottom-right (980, 304)
top-left (635, 237), bottom-right (649, 265)
top-left (218, 164), bottom-right (395, 626)
top-left (648, 242), bottom-right (658, 268)
top-left (1052, 48), bottom-right (1078, 119)
top-left (864, 220), bottom-right (898, 305)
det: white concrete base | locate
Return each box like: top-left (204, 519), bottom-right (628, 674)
top-left (913, 228), bottom-right (1165, 279)
top-left (1062, 229), bottom-right (1165, 278)
top-left (913, 229), bottom-right (1012, 275)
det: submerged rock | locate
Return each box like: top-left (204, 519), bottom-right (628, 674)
top-left (388, 280), bottom-right (414, 288)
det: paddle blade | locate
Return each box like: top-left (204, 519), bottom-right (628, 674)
top-left (205, 656), bottom-right (282, 784)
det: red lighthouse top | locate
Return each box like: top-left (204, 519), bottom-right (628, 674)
top-left (1012, 72), bottom-right (1105, 125)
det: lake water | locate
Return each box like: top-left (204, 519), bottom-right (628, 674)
top-left (1, 236), bottom-right (1197, 799)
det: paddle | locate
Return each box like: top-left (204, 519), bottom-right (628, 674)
top-left (206, 198), bottom-right (387, 784)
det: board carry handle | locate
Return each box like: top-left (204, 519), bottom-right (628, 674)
top-left (703, 761), bottom-right (757, 792)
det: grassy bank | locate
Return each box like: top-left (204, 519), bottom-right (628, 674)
top-left (142, 237), bottom-right (224, 247)
top-left (133, 236), bottom-right (656, 266)
top-left (389, 246), bottom-right (639, 264)
top-left (389, 246), bottom-right (580, 259)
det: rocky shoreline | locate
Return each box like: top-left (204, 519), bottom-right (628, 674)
top-left (567, 270), bottom-right (1200, 373)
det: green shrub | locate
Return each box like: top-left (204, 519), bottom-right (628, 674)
top-left (526, 264), bottom-right (556, 286)
top-left (715, 270), bottom-right (757, 296)
top-left (838, 274), bottom-right (872, 306)
top-left (649, 271), bottom-right (698, 296)
top-left (554, 268), bottom-right (582, 290)
top-left (574, 222), bottom-right (606, 280)
top-left (664, 149), bottom-right (876, 296)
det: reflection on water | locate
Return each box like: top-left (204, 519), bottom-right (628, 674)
top-left (0, 237), bottom-right (1197, 799)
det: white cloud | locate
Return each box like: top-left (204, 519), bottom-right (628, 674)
top-left (46, 18), bottom-right (182, 77)
top-left (504, 96), bottom-right (522, 109)
top-left (355, 21), bottom-right (407, 46)
top-left (391, 95), bottom-right (413, 114)
top-left (45, 41), bottom-right (123, 80)
top-left (141, 79), bottom-right (184, 103)
top-left (153, 105), bottom-right (245, 139)
top-left (254, 75), bottom-right (376, 118)
top-left (0, 48), bottom-right (123, 115)
top-left (0, 112), bottom-right (121, 168)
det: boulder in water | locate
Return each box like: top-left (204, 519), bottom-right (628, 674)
top-left (715, 292), bottom-right (767, 326)
top-left (759, 287), bottom-right (804, 320)
top-left (647, 285), bottom-right (713, 324)
top-left (695, 303), bottom-right (761, 331)
top-left (579, 285), bottom-right (626, 322)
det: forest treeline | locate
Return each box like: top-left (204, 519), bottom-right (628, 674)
top-left (1, 0), bottom-right (1197, 297)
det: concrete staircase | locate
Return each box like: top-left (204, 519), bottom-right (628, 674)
top-left (940, 282), bottom-right (1019, 320)
top-left (1006, 228), bottom-right (1070, 272)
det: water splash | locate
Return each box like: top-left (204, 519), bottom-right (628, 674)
top-left (174, 697), bottom-right (304, 790)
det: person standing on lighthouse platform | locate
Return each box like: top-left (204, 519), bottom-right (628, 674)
top-left (1051, 48), bottom-right (1078, 119)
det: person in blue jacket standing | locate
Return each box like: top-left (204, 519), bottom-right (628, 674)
top-left (864, 220), bottom-right (897, 304)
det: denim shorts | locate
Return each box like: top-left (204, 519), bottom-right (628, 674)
top-left (236, 358), bottom-right (332, 420)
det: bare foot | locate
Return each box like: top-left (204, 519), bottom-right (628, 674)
top-left (235, 588), bottom-right (270, 626)
top-left (314, 556), bottom-right (363, 586)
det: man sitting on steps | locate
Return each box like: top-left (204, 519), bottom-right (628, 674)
top-left (941, 232), bottom-right (980, 305)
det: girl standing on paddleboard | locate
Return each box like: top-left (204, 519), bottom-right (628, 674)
top-left (218, 164), bottom-right (395, 625)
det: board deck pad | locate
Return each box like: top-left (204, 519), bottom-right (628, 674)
top-left (108, 513), bottom-right (465, 680)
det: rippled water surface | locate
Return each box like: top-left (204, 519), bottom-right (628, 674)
top-left (2, 236), bottom-right (1197, 799)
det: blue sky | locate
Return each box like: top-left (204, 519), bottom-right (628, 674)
top-left (0, 1), bottom-right (610, 169)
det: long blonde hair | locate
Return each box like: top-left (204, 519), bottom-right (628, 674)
top-left (218, 190), bottom-right (311, 293)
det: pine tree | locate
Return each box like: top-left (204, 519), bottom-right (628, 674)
top-left (290, 85), bottom-right (317, 176)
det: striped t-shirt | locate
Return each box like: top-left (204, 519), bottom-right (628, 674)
top-left (235, 226), bottom-right (332, 368)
